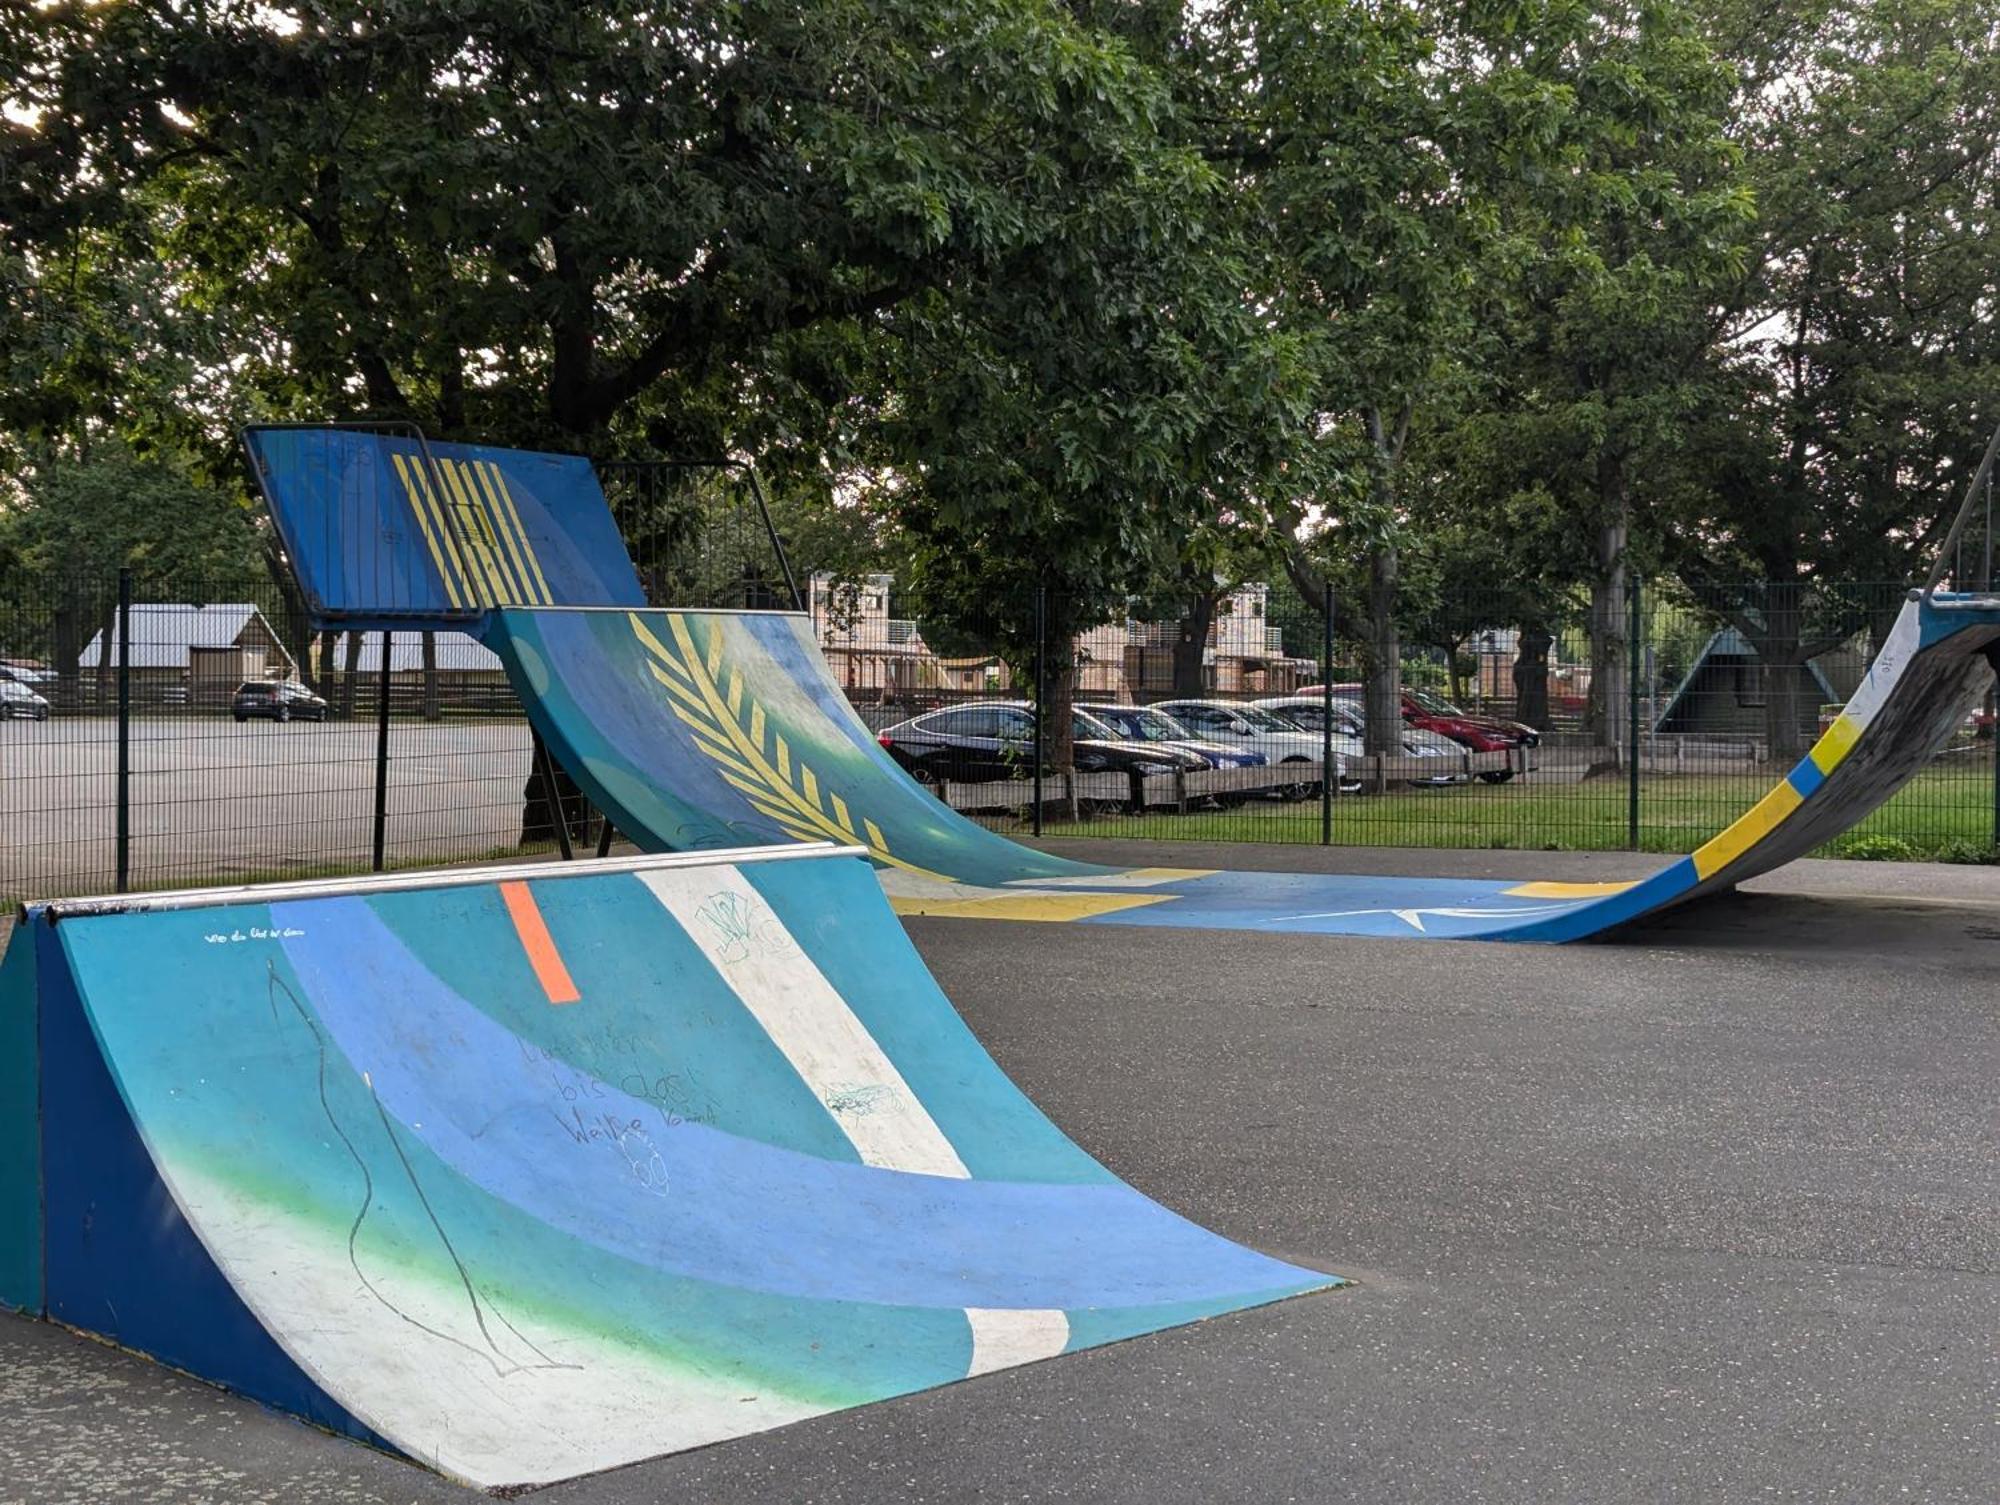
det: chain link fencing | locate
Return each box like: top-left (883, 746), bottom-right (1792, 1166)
top-left (3, 563), bottom-right (1994, 906)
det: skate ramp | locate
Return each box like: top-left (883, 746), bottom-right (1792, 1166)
top-left (243, 425), bottom-right (645, 626)
top-left (2, 847), bottom-right (1332, 1489)
top-left (489, 595), bottom-right (2000, 941)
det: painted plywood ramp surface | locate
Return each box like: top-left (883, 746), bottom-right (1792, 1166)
top-left (10, 848), bottom-right (1332, 1490)
top-left (488, 595), bottom-right (2000, 942)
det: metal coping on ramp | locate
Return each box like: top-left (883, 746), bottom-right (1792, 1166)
top-left (1, 846), bottom-right (1337, 1490)
top-left (28, 840), bottom-right (858, 918)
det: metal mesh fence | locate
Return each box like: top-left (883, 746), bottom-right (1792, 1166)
top-left (808, 576), bottom-right (2000, 862)
top-left (3, 565), bottom-right (1994, 906)
top-left (0, 570), bottom-right (541, 902)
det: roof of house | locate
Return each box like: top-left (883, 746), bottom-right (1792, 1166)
top-left (328, 632), bottom-right (503, 674)
top-left (1652, 627), bottom-right (1841, 730)
top-left (79, 604), bottom-right (293, 670)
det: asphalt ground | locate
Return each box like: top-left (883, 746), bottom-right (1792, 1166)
top-left (1, 844), bottom-right (1995, 1503)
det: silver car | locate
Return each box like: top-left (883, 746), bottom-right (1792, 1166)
top-left (0, 679), bottom-right (50, 721)
top-left (1152, 699), bottom-right (1351, 801)
top-left (1255, 696), bottom-right (1470, 785)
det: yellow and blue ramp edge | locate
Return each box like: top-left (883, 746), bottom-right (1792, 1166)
top-left (0, 847), bottom-right (1335, 1490)
top-left (242, 426), bottom-right (646, 626)
top-left (485, 594), bottom-right (2000, 943)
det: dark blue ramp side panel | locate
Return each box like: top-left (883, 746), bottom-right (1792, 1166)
top-left (32, 911), bottom-right (386, 1451)
top-left (243, 427), bottom-right (644, 627)
top-left (0, 924), bottom-right (39, 1312)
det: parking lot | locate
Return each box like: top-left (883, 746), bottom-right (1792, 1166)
top-left (0, 714), bottom-right (535, 899)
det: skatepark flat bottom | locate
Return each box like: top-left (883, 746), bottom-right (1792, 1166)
top-left (2, 848), bottom-right (1993, 1503)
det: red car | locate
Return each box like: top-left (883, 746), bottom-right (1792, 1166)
top-left (1299, 684), bottom-right (1541, 754)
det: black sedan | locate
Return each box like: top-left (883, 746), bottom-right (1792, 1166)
top-left (232, 680), bottom-right (330, 723)
top-left (877, 701), bottom-right (1209, 785)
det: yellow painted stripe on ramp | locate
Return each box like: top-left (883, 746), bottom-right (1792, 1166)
top-left (1809, 713), bottom-right (1863, 775)
top-left (888, 891), bottom-right (1174, 922)
top-left (1502, 880), bottom-right (1639, 899)
top-left (1691, 780), bottom-right (1804, 881)
top-left (1017, 867), bottom-right (1217, 889)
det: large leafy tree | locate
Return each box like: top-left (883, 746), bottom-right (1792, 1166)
top-left (9, 0), bottom-right (1230, 454)
top-left (1662, 0), bottom-right (2000, 757)
top-left (1438, 0), bottom-right (1751, 748)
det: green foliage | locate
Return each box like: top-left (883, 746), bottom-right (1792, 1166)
top-left (2, 0), bottom-right (1993, 711)
top-left (0, 451), bottom-right (263, 582)
top-left (1933, 838), bottom-right (2000, 867)
top-left (1826, 834), bottom-right (1920, 862)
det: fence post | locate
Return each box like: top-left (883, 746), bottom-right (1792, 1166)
top-left (1627, 576), bottom-right (1642, 851)
top-left (115, 568), bottom-right (133, 894)
top-left (1032, 584), bottom-right (1046, 839)
top-left (1320, 582), bottom-right (1334, 846)
top-left (372, 630), bottom-right (392, 873)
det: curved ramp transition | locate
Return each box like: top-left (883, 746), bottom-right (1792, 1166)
top-left (490, 594), bottom-right (2000, 941)
top-left (1, 847), bottom-right (1331, 1489)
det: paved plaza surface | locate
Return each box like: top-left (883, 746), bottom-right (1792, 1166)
top-left (1, 845), bottom-right (1994, 1502)
top-left (0, 714), bottom-right (533, 899)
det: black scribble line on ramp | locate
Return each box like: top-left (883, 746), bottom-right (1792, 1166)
top-left (265, 962), bottom-right (578, 1378)
top-left (369, 1090), bottom-right (577, 1374)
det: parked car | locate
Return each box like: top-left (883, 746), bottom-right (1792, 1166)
top-left (877, 702), bottom-right (1209, 787)
top-left (232, 680), bottom-right (329, 723)
top-left (1077, 703), bottom-right (1268, 769)
top-left (1151, 699), bottom-right (1343, 800)
top-left (1300, 683), bottom-right (1537, 780)
top-left (1255, 696), bottom-right (1468, 786)
top-left (0, 680), bottom-right (50, 721)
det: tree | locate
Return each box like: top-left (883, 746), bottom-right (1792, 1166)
top-left (878, 161), bottom-right (1315, 768)
top-left (1451, 0), bottom-right (1751, 750)
top-left (0, 451), bottom-right (265, 703)
top-left (1664, 0), bottom-right (2000, 757)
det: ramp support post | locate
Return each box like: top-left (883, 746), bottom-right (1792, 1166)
top-left (538, 738), bottom-right (575, 861)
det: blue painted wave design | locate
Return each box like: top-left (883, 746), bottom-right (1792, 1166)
top-left (275, 891), bottom-right (1323, 1311)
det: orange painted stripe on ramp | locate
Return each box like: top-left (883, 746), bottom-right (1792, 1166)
top-left (500, 881), bottom-right (580, 1004)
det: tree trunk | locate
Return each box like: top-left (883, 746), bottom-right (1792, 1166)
top-left (51, 592), bottom-right (90, 713)
top-left (1171, 590), bottom-right (1217, 696)
top-left (1444, 640), bottom-right (1468, 707)
top-left (339, 630), bottom-right (364, 718)
top-left (1361, 545), bottom-right (1401, 762)
top-left (420, 631), bottom-right (441, 720)
top-left (1358, 404), bottom-right (1408, 772)
top-left (314, 629), bottom-right (338, 694)
top-left (92, 596), bottom-right (117, 710)
top-left (1512, 624), bottom-right (1554, 729)
top-left (1041, 594), bottom-right (1078, 773)
top-left (1755, 584), bottom-right (1808, 763)
top-left (1586, 455), bottom-right (1630, 749)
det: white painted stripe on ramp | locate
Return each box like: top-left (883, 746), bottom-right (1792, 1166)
top-left (965, 1308), bottom-right (1072, 1373)
top-left (636, 864), bottom-right (969, 1178)
top-left (635, 865), bottom-right (1071, 1377)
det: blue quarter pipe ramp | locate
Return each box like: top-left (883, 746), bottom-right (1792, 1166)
top-left (1, 846), bottom-right (1332, 1489)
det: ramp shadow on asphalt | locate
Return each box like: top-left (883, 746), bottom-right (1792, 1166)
top-left (1612, 884), bottom-right (2000, 962)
